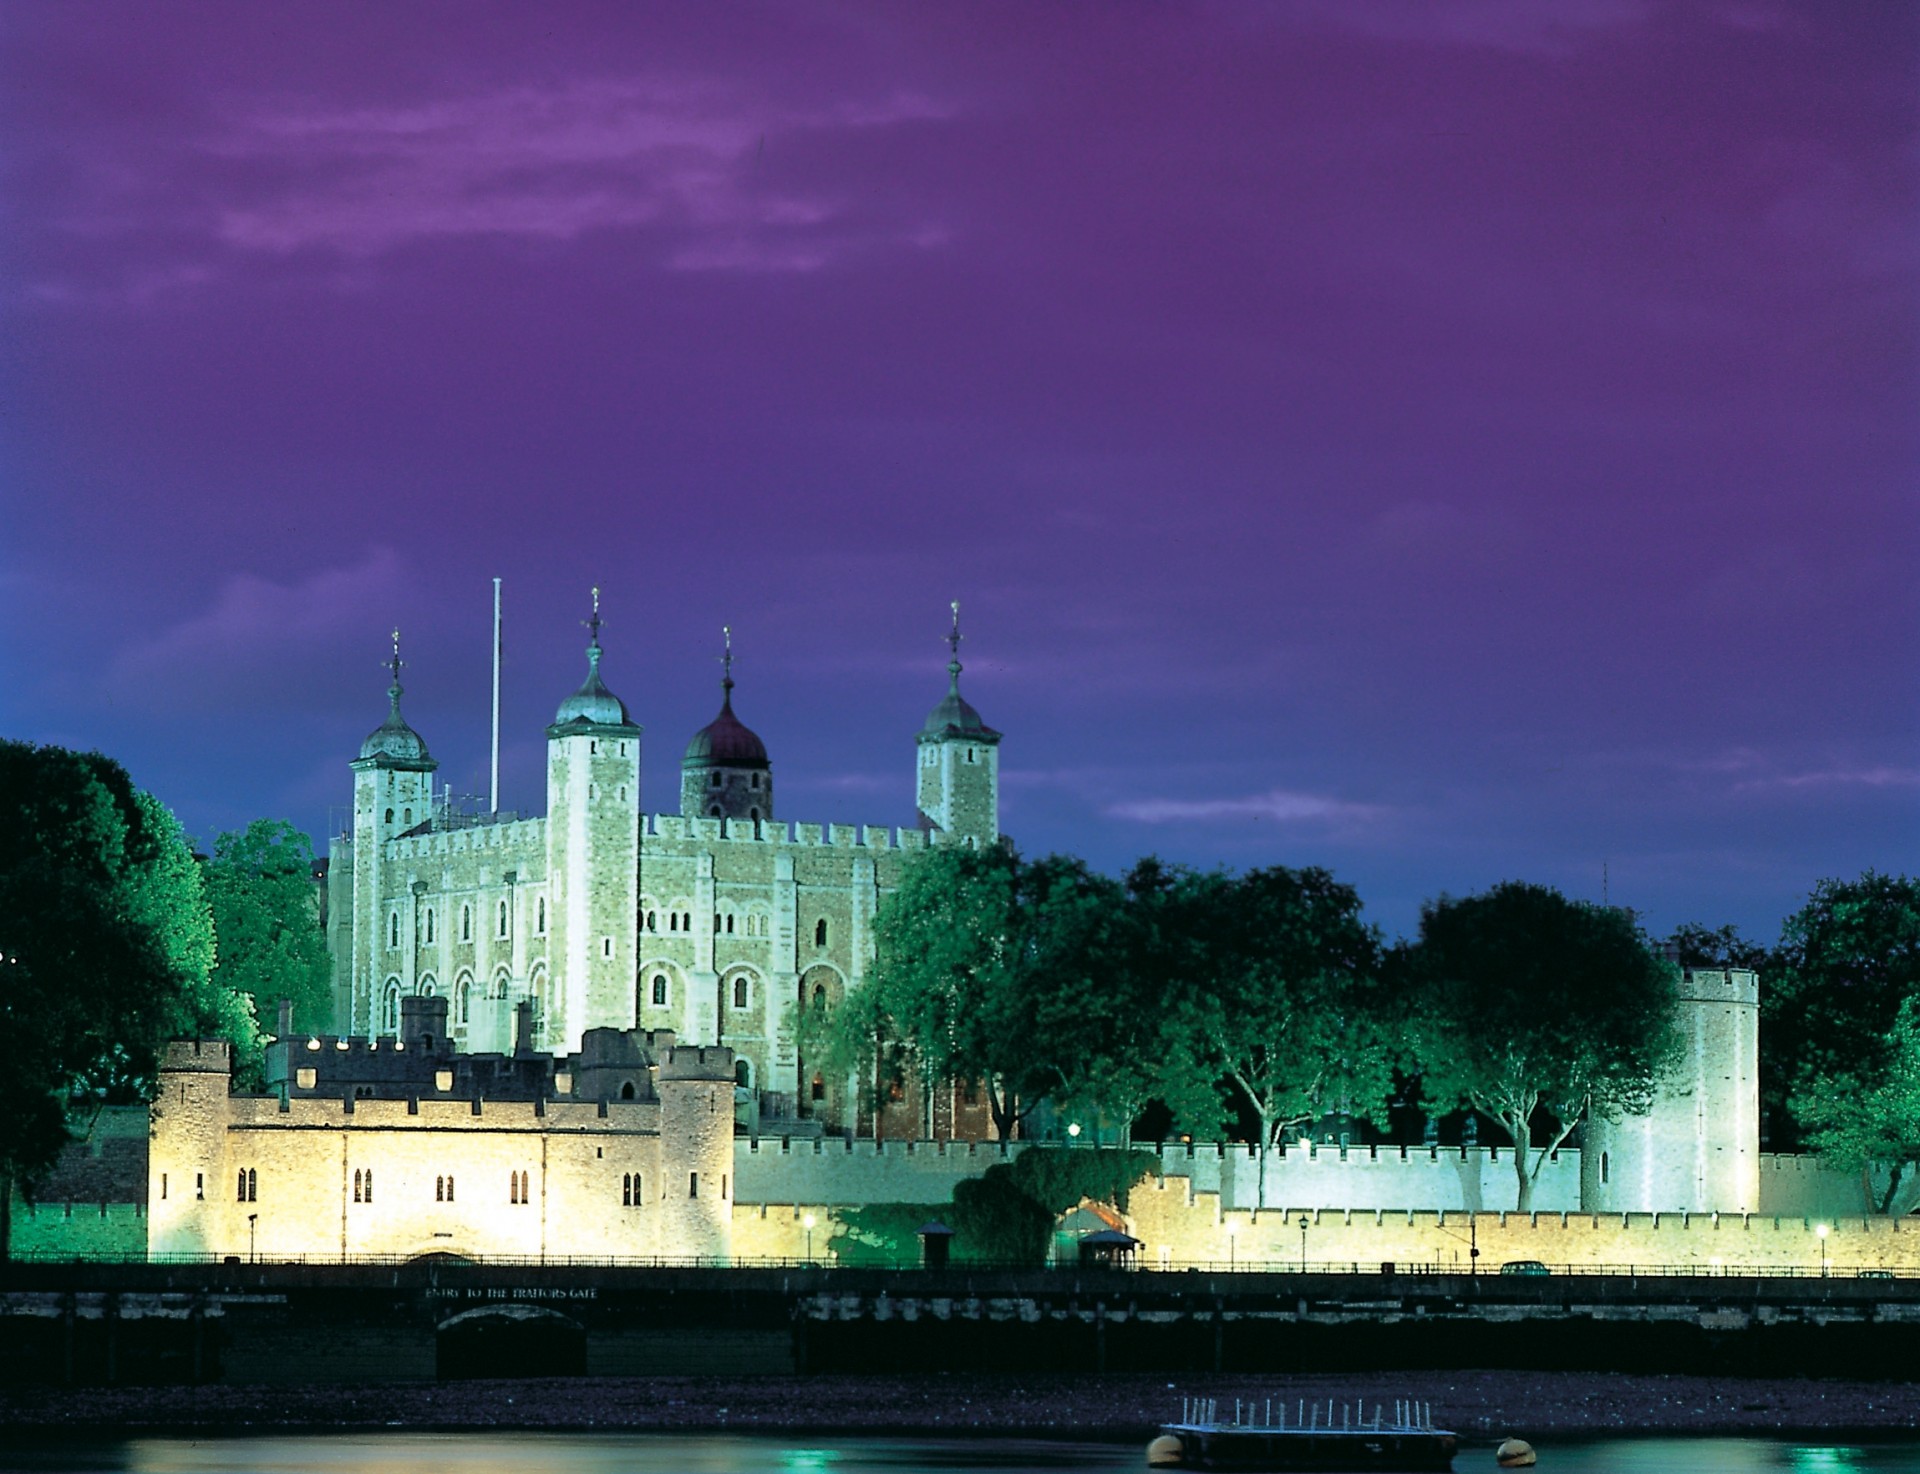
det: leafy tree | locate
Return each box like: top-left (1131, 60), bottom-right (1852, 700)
top-left (202, 819), bottom-right (331, 1054)
top-left (1404, 881), bottom-right (1681, 1211)
top-left (1766, 873), bottom-right (1920, 1170)
top-left (1792, 997), bottom-right (1920, 1215)
top-left (0, 742), bottom-right (227, 1258)
top-left (804, 844), bottom-right (1139, 1140)
top-left (1144, 862), bottom-right (1394, 1202)
top-left (1668, 922), bottom-right (1770, 974)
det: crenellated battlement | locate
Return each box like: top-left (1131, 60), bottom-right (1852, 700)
top-left (641, 813), bottom-right (939, 852)
top-left (223, 1093), bottom-right (666, 1132)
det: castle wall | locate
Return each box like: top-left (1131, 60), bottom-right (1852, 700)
top-left (733, 1137), bottom-right (1027, 1206)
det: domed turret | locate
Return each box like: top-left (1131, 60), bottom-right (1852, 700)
top-left (357, 629), bottom-right (435, 769)
top-left (681, 626), bottom-right (774, 822)
top-left (548, 589), bottom-right (636, 733)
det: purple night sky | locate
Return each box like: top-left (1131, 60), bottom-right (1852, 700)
top-left (3, 2), bottom-right (1914, 943)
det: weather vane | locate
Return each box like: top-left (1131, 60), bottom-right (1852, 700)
top-left (388, 627), bottom-right (403, 685)
top-left (720, 624), bottom-right (734, 688)
top-left (947, 600), bottom-right (963, 661)
top-left (584, 587), bottom-right (603, 647)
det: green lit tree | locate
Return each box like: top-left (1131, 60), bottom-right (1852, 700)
top-left (1144, 862), bottom-right (1394, 1201)
top-left (801, 844), bottom-right (1140, 1140)
top-left (1792, 997), bottom-right (1920, 1215)
top-left (0, 742), bottom-right (234, 1259)
top-left (1766, 872), bottom-right (1920, 1172)
top-left (1405, 881), bottom-right (1681, 1212)
top-left (203, 819), bottom-right (332, 1053)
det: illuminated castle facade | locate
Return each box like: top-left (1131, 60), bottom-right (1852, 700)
top-left (327, 598), bottom-right (1000, 1139)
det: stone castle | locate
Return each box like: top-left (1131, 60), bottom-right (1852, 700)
top-left (328, 597), bottom-right (1001, 1141)
top-left (27, 597), bottom-right (1873, 1269)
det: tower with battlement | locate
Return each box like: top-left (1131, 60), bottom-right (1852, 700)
top-left (1581, 965), bottom-right (1761, 1214)
top-left (326, 598), bottom-right (1001, 1142)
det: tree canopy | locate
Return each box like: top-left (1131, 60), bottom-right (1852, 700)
top-left (1765, 872), bottom-right (1920, 1187)
top-left (202, 819), bottom-right (332, 1063)
top-left (1403, 881), bottom-right (1681, 1211)
top-left (0, 741), bottom-right (246, 1257)
top-left (1138, 861), bottom-right (1395, 1199)
top-left (802, 843), bottom-right (1141, 1140)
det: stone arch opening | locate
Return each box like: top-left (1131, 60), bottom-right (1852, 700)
top-left (436, 1304), bottom-right (585, 1380)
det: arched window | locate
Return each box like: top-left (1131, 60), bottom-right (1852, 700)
top-left (622, 1173), bottom-right (632, 1207)
top-left (646, 910), bottom-right (657, 932)
top-left (652, 975), bottom-right (668, 1007)
top-left (461, 905), bottom-right (472, 942)
top-left (733, 977), bottom-right (749, 1009)
top-left (389, 912), bottom-right (400, 949)
top-left (384, 807), bottom-right (395, 824)
top-left (404, 806), bottom-right (413, 823)
top-left (237, 1169), bottom-right (255, 1202)
top-left (353, 1170), bottom-right (362, 1203)
top-left (734, 1059), bottom-right (751, 1089)
top-left (812, 984), bottom-right (826, 1008)
top-left (725, 913), bottom-right (735, 934)
top-left (364, 1169), bottom-right (373, 1202)
top-left (435, 1175), bottom-right (445, 1202)
top-left (425, 909), bottom-right (435, 944)
top-left (621, 1080), bottom-right (636, 1100)
top-left (382, 981), bottom-right (400, 1032)
top-left (446, 1174), bottom-right (454, 1201)
top-left (455, 976), bottom-right (471, 1025)
top-left (814, 918), bottom-right (828, 948)
top-left (669, 913), bottom-right (678, 932)
top-left (709, 804), bottom-right (722, 817)
top-left (497, 900), bottom-right (509, 938)
top-left (1601, 1151), bottom-right (1610, 1185)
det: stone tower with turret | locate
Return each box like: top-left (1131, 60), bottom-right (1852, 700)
top-left (681, 627), bottom-right (773, 824)
top-left (1581, 965), bottom-right (1761, 1213)
top-left (916, 602), bottom-right (1001, 845)
top-left (545, 590), bottom-right (642, 1050)
top-left (343, 632), bottom-right (438, 1034)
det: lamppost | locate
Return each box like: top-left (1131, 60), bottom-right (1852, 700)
top-left (1817, 1222), bottom-right (1830, 1278)
top-left (1225, 1219), bottom-right (1236, 1271)
top-left (247, 1213), bottom-right (258, 1264)
top-left (1299, 1214), bottom-right (1309, 1273)
top-left (1067, 1122), bottom-right (1082, 1146)
top-left (804, 1213), bottom-right (817, 1264)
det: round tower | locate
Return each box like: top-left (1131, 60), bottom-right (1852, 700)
top-left (657, 1043), bottom-right (737, 1262)
top-left (680, 626), bottom-right (773, 822)
top-left (544, 589), bottom-right (641, 1054)
top-left (1581, 966), bottom-right (1760, 1214)
top-left (346, 630), bottom-right (437, 1035)
top-left (915, 602), bottom-right (1001, 845)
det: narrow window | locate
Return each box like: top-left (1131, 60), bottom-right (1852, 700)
top-left (652, 975), bottom-right (667, 1006)
top-left (384, 807), bottom-right (394, 824)
top-left (160, 1173), bottom-right (167, 1201)
top-left (750, 773), bottom-right (760, 790)
top-left (498, 900), bottom-right (509, 937)
top-left (722, 1174), bottom-right (728, 1200)
top-left (590, 740), bottom-right (598, 755)
top-left (733, 977), bottom-right (748, 1009)
top-left (457, 979), bottom-right (470, 1025)
top-left (237, 1170), bottom-right (248, 1202)
top-left (389, 912), bottom-right (400, 949)
top-left (621, 1080), bottom-right (636, 1100)
top-left (446, 1174), bottom-right (455, 1202)
top-left (709, 804), bottom-right (721, 818)
top-left (682, 912), bottom-right (691, 931)
top-left (748, 808), bottom-right (759, 822)
top-left (195, 1172), bottom-right (204, 1200)
top-left (632, 1173), bottom-right (642, 1204)
top-left (248, 1168), bottom-right (256, 1201)
top-left (353, 1170), bottom-right (362, 1203)
top-left (647, 910), bottom-right (656, 932)
top-left (711, 771), bottom-right (723, 788)
top-left (425, 909), bottom-right (435, 944)
top-left (461, 905), bottom-right (472, 942)
top-left (811, 1073), bottom-right (826, 1102)
top-left (713, 912), bottom-right (721, 933)
top-left (726, 913), bottom-right (735, 934)
top-left (669, 913), bottom-right (678, 933)
top-left (1601, 1152), bottom-right (1610, 1185)
top-left (814, 918), bottom-right (828, 948)
top-left (603, 937), bottom-right (613, 958)
top-left (509, 1172), bottom-right (519, 1205)
top-left (537, 897), bottom-right (546, 933)
top-left (436, 1175), bottom-right (445, 1202)
top-left (689, 1172), bottom-right (698, 1198)
top-left (404, 807), bottom-right (413, 822)
top-left (735, 1059), bottom-right (750, 1089)
top-left (623, 1174), bottom-right (632, 1207)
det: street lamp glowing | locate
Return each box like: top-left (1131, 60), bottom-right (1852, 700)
top-left (1817, 1222), bottom-right (1830, 1278)
top-left (803, 1213), bottom-right (816, 1263)
top-left (1067, 1122), bottom-right (1081, 1141)
top-left (1225, 1219), bottom-right (1237, 1270)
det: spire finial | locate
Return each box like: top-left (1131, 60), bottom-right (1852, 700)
top-left (387, 627), bottom-right (405, 707)
top-left (945, 600), bottom-right (963, 688)
top-left (720, 624), bottom-right (734, 693)
top-left (584, 586), bottom-right (603, 649)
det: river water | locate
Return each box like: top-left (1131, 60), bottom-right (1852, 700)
top-left (7, 1433), bottom-right (1920, 1474)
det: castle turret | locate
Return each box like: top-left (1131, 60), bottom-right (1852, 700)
top-left (915, 602), bottom-right (1000, 844)
top-left (1582, 966), bottom-right (1760, 1214)
top-left (545, 589), bottom-right (641, 1054)
top-left (656, 1044), bottom-right (736, 1262)
top-left (148, 1040), bottom-right (233, 1258)
top-left (345, 630), bottom-right (437, 1035)
top-left (681, 626), bottom-right (773, 824)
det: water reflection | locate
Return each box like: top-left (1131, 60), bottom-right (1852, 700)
top-left (5, 1432), bottom-right (1920, 1474)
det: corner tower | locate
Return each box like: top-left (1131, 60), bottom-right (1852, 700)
top-left (915, 602), bottom-right (1001, 845)
top-left (545, 589), bottom-right (642, 1054)
top-left (345, 631), bottom-right (437, 1033)
top-left (681, 626), bottom-right (773, 822)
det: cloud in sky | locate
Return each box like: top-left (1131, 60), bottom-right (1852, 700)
top-left (1108, 789), bottom-right (1391, 829)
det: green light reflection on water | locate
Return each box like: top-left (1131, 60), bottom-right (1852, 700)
top-left (1791, 1448), bottom-right (1867, 1472)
